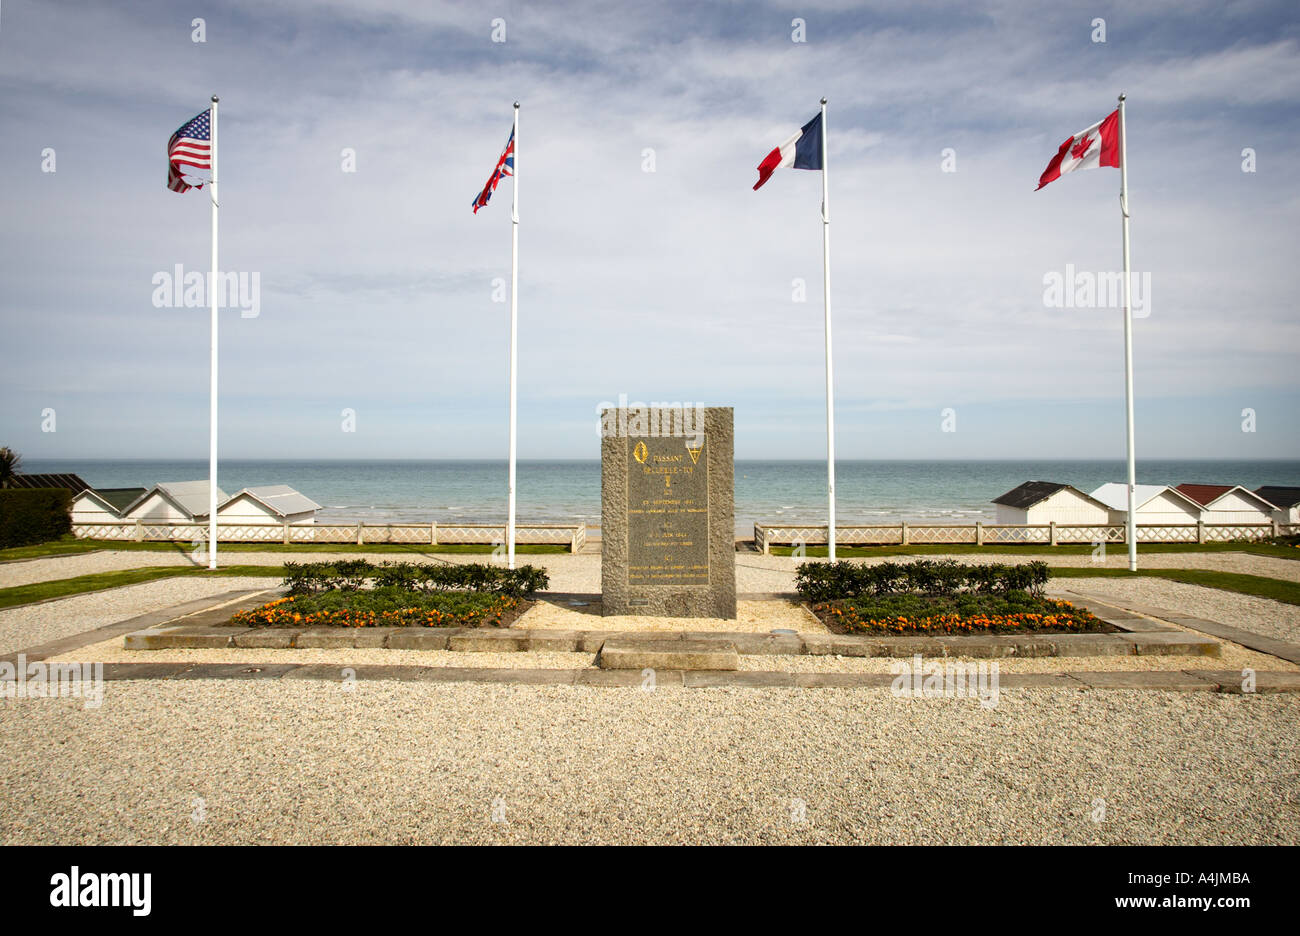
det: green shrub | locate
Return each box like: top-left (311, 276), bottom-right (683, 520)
top-left (0, 488), bottom-right (72, 549)
top-left (794, 558), bottom-right (1052, 601)
top-left (281, 559), bottom-right (549, 598)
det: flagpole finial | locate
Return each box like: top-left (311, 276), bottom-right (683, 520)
top-left (820, 97), bottom-right (827, 105)
top-left (1118, 92), bottom-right (1126, 102)
top-left (514, 101), bottom-right (520, 109)
top-left (211, 95), bottom-right (219, 103)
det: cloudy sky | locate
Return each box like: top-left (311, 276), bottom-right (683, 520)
top-left (1, 0), bottom-right (1297, 461)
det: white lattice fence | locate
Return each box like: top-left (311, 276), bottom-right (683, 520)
top-left (908, 525), bottom-right (978, 545)
top-left (1056, 525), bottom-right (1126, 544)
top-left (70, 523), bottom-right (134, 540)
top-left (982, 525), bottom-right (1052, 544)
top-left (1201, 524), bottom-right (1273, 543)
top-left (1136, 525), bottom-right (1198, 543)
top-left (70, 520), bottom-right (585, 550)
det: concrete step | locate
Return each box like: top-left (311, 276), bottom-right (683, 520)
top-left (598, 636), bottom-right (739, 671)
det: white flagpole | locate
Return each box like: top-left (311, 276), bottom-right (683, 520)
top-left (1118, 92), bottom-right (1137, 572)
top-left (820, 97), bottom-right (836, 562)
top-left (208, 94), bottom-right (219, 570)
top-left (507, 101), bottom-right (519, 570)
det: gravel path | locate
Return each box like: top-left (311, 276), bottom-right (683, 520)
top-left (1, 681), bottom-right (1295, 844)
top-left (1051, 577), bottom-right (1300, 645)
top-left (518, 598), bottom-right (825, 633)
top-left (0, 577), bottom-right (276, 657)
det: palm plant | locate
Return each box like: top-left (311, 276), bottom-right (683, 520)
top-left (0, 447), bottom-right (20, 488)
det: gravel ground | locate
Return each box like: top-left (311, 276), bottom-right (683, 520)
top-left (0, 681), bottom-right (1295, 845)
top-left (1052, 577), bottom-right (1300, 645)
top-left (7, 548), bottom-right (1299, 591)
top-left (0, 577), bottom-right (276, 657)
top-left (519, 598), bottom-right (825, 633)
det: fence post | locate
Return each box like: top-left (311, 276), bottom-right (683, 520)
top-left (975, 521), bottom-right (983, 547)
top-left (431, 522), bottom-right (437, 546)
top-left (356, 523), bottom-right (364, 546)
top-left (1272, 519), bottom-right (1280, 539)
top-left (1049, 521), bottom-right (1058, 546)
top-left (901, 521), bottom-right (909, 546)
top-left (283, 522), bottom-right (291, 545)
top-left (1196, 520), bottom-right (1205, 544)
top-left (134, 519), bottom-right (144, 542)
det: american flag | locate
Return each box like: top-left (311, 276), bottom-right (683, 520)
top-left (472, 128), bottom-right (514, 214)
top-left (167, 108), bottom-right (212, 193)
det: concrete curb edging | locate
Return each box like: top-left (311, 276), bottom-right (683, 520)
top-left (1066, 590), bottom-right (1300, 665)
top-left (89, 661), bottom-right (1300, 693)
top-left (120, 593), bottom-right (1223, 660)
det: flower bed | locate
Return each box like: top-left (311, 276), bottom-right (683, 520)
top-left (812, 592), bottom-right (1110, 636)
top-left (231, 588), bottom-right (527, 628)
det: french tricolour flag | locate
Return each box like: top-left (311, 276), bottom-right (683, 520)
top-left (753, 112), bottom-right (823, 190)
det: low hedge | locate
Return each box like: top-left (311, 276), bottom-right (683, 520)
top-left (795, 558), bottom-right (1050, 602)
top-left (281, 560), bottom-right (549, 598)
top-left (232, 589), bottom-right (521, 628)
top-left (0, 488), bottom-right (72, 549)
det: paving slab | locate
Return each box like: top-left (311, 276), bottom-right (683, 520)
top-left (575, 669), bottom-right (685, 688)
top-left (100, 662), bottom-right (197, 681)
top-left (524, 630), bottom-right (583, 652)
top-left (1119, 632), bottom-right (1221, 656)
top-left (598, 637), bottom-right (739, 671)
top-left (997, 672), bottom-right (1086, 689)
top-left (448, 632), bottom-right (528, 652)
top-left (792, 672), bottom-right (896, 688)
top-left (230, 629), bottom-right (295, 649)
top-left (1071, 671), bottom-right (1219, 691)
top-left (167, 663), bottom-right (305, 681)
top-left (385, 630), bottom-right (451, 651)
top-left (280, 664), bottom-right (355, 682)
top-left (1186, 670), bottom-right (1300, 694)
top-left (292, 627), bottom-right (360, 649)
top-left (682, 670), bottom-right (797, 688)
top-left (123, 626), bottom-right (233, 650)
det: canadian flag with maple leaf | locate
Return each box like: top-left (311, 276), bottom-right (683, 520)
top-left (1035, 109), bottom-right (1121, 190)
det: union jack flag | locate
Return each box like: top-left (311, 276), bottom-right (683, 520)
top-left (167, 108), bottom-right (212, 193)
top-left (472, 128), bottom-right (514, 214)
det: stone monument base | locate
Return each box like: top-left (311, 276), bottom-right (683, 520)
top-left (600, 406), bottom-right (736, 619)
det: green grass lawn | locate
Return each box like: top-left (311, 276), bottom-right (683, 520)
top-left (1049, 566), bottom-right (1300, 606)
top-left (0, 565), bottom-right (281, 611)
top-left (0, 538), bottom-right (570, 561)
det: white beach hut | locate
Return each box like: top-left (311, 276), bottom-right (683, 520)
top-left (122, 481), bottom-right (229, 522)
top-left (1089, 483), bottom-right (1202, 526)
top-left (217, 485), bottom-right (320, 526)
top-left (1255, 487), bottom-right (1300, 525)
top-left (991, 481), bottom-right (1110, 525)
top-left (1174, 484), bottom-right (1277, 524)
top-left (70, 487), bottom-right (148, 524)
